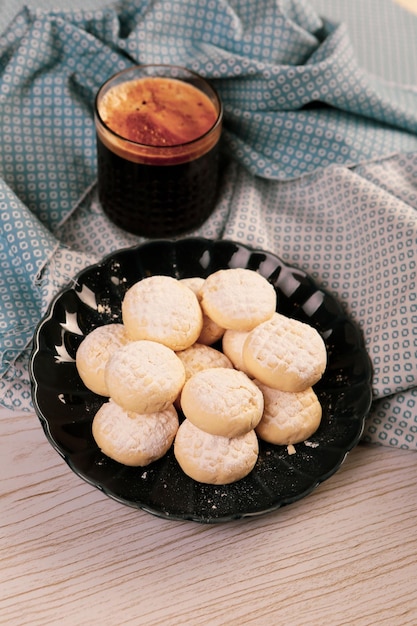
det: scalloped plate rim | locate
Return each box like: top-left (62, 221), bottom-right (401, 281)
top-left (30, 237), bottom-right (373, 523)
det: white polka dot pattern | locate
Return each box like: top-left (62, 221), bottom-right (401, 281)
top-left (0, 2), bottom-right (416, 449)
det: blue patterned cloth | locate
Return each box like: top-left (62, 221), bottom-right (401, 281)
top-left (1, 0), bottom-right (417, 448)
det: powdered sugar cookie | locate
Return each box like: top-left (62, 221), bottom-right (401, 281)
top-left (180, 277), bottom-right (204, 293)
top-left (176, 343), bottom-right (234, 382)
top-left (180, 367), bottom-right (264, 437)
top-left (174, 344), bottom-right (233, 409)
top-left (180, 276), bottom-right (225, 345)
top-left (254, 382), bottom-right (322, 445)
top-left (122, 275), bottom-right (203, 351)
top-left (222, 329), bottom-right (252, 376)
top-left (174, 419), bottom-right (259, 484)
top-left (199, 268), bottom-right (276, 331)
top-left (243, 313), bottom-right (327, 392)
top-left (92, 400), bottom-right (179, 466)
top-left (76, 323), bottom-right (130, 396)
top-left (105, 340), bottom-right (185, 413)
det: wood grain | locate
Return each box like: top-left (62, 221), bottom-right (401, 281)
top-left (1, 409), bottom-right (416, 625)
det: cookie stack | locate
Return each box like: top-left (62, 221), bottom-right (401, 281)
top-left (75, 268), bottom-right (327, 485)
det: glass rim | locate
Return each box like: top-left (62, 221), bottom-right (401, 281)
top-left (94, 64), bottom-right (223, 151)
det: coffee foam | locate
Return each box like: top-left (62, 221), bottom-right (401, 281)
top-left (96, 77), bottom-right (221, 164)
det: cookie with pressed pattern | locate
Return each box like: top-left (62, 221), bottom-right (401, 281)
top-left (243, 313), bottom-right (327, 392)
top-left (174, 419), bottom-right (259, 485)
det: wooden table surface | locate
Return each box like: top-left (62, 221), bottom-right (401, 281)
top-left (1, 406), bottom-right (416, 626)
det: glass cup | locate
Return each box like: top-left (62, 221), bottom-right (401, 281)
top-left (94, 65), bottom-right (223, 238)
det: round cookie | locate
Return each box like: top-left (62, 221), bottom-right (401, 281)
top-left (180, 277), bottom-right (204, 292)
top-left (92, 400), bottom-right (179, 466)
top-left (174, 419), bottom-right (259, 484)
top-left (243, 312), bottom-right (327, 392)
top-left (122, 275), bottom-right (203, 351)
top-left (254, 382), bottom-right (322, 445)
top-left (180, 276), bottom-right (225, 345)
top-left (176, 343), bottom-right (234, 382)
top-left (105, 340), bottom-right (185, 413)
top-left (222, 329), bottom-right (252, 376)
top-left (199, 268), bottom-right (276, 331)
top-left (180, 367), bottom-right (264, 438)
top-left (174, 343), bottom-right (233, 409)
top-left (75, 323), bottom-right (130, 396)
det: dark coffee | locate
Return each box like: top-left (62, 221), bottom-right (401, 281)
top-left (94, 67), bottom-right (223, 237)
top-left (96, 135), bottom-right (220, 237)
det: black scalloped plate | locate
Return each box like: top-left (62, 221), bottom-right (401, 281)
top-left (30, 238), bottom-right (373, 523)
